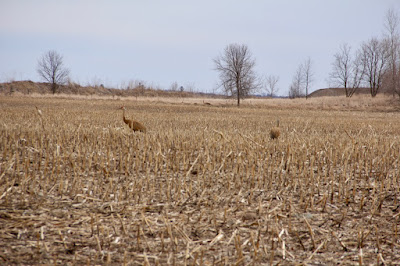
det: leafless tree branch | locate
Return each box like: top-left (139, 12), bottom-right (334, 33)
top-left (383, 7), bottom-right (400, 96)
top-left (360, 38), bottom-right (390, 97)
top-left (263, 75), bottom-right (280, 97)
top-left (289, 58), bottom-right (313, 98)
top-left (214, 44), bottom-right (260, 106)
top-left (37, 50), bottom-right (70, 94)
top-left (329, 43), bottom-right (365, 97)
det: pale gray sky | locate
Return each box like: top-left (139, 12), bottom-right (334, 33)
top-left (1, 0), bottom-right (400, 96)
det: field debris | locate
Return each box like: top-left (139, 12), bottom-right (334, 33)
top-left (1, 96), bottom-right (400, 264)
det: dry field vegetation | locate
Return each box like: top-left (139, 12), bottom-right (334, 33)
top-left (1, 95), bottom-right (400, 265)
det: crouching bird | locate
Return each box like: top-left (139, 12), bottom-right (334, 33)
top-left (270, 119), bottom-right (280, 140)
top-left (119, 106), bottom-right (146, 133)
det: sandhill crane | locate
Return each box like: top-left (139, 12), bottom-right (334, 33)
top-left (35, 106), bottom-right (42, 117)
top-left (119, 106), bottom-right (146, 132)
top-left (35, 106), bottom-right (44, 130)
top-left (270, 119), bottom-right (280, 140)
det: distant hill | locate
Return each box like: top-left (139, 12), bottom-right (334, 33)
top-left (308, 87), bottom-right (372, 97)
top-left (308, 87), bottom-right (394, 97)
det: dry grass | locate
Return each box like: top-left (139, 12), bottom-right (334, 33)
top-left (1, 95), bottom-right (400, 265)
top-left (10, 91), bottom-right (400, 112)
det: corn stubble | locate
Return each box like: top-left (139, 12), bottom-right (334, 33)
top-left (1, 96), bottom-right (400, 265)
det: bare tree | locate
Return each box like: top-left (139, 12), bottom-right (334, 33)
top-left (330, 43), bottom-right (352, 95)
top-left (303, 57), bottom-right (314, 99)
top-left (288, 58), bottom-right (313, 98)
top-left (184, 82), bottom-right (196, 93)
top-left (214, 43), bottom-right (259, 106)
top-left (264, 75), bottom-right (280, 97)
top-left (383, 7), bottom-right (400, 96)
top-left (288, 65), bottom-right (304, 98)
top-left (329, 43), bottom-right (365, 97)
top-left (169, 81), bottom-right (178, 91)
top-left (360, 38), bottom-right (390, 97)
top-left (37, 50), bottom-right (70, 94)
top-left (350, 50), bottom-right (367, 95)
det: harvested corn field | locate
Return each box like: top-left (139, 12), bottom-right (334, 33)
top-left (1, 96), bottom-right (400, 265)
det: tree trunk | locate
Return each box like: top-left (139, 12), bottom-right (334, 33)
top-left (237, 78), bottom-right (241, 106)
top-left (51, 82), bottom-right (57, 94)
top-left (305, 83), bottom-right (308, 99)
top-left (371, 86), bottom-right (378, 97)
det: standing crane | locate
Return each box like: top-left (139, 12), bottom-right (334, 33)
top-left (119, 106), bottom-right (146, 133)
top-left (35, 106), bottom-right (44, 130)
top-left (35, 106), bottom-right (43, 117)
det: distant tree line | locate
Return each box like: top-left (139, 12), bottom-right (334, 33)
top-left (35, 8), bottom-right (399, 102)
top-left (329, 8), bottom-right (400, 98)
top-left (214, 8), bottom-right (400, 101)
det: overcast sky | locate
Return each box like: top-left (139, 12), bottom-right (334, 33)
top-left (1, 0), bottom-right (400, 96)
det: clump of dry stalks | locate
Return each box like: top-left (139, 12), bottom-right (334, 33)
top-left (0, 96), bottom-right (400, 265)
